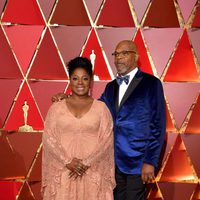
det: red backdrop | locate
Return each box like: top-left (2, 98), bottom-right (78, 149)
top-left (0, 0), bottom-right (200, 199)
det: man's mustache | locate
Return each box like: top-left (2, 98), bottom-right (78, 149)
top-left (115, 62), bottom-right (125, 65)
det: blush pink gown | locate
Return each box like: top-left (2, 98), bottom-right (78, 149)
top-left (42, 99), bottom-right (115, 200)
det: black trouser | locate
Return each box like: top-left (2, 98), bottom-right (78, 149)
top-left (114, 167), bottom-right (146, 200)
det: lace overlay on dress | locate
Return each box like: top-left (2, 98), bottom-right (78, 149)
top-left (42, 100), bottom-right (115, 200)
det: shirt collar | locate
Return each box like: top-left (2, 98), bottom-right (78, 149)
top-left (117, 67), bottom-right (138, 81)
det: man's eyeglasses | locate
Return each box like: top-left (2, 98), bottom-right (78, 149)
top-left (112, 50), bottom-right (136, 57)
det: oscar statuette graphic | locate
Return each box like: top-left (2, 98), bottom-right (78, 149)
top-left (18, 101), bottom-right (34, 132)
top-left (90, 49), bottom-right (99, 81)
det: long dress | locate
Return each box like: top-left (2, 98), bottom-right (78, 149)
top-left (42, 99), bottom-right (115, 200)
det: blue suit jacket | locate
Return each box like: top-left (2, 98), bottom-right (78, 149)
top-left (100, 69), bottom-right (166, 174)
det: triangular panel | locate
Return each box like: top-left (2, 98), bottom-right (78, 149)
top-left (29, 80), bottom-right (67, 119)
top-left (161, 132), bottom-right (178, 165)
top-left (4, 25), bottom-right (44, 75)
top-left (0, 26), bottom-right (22, 78)
top-left (2, 0), bottom-right (45, 25)
top-left (7, 133), bottom-right (42, 176)
top-left (0, 181), bottom-right (22, 200)
top-left (97, 0), bottom-right (135, 27)
top-left (29, 181), bottom-right (42, 200)
top-left (188, 29), bottom-right (200, 66)
top-left (85, 0), bottom-right (103, 22)
top-left (185, 92), bottom-right (200, 134)
top-left (51, 26), bottom-right (90, 64)
top-left (134, 29), bottom-right (154, 75)
top-left (17, 182), bottom-right (34, 200)
top-left (65, 85), bottom-right (71, 96)
top-left (0, 0), bottom-right (6, 14)
top-left (50, 0), bottom-right (90, 26)
top-left (147, 183), bottom-right (163, 199)
top-left (28, 148), bottom-right (42, 182)
top-left (192, 4), bottom-right (200, 28)
top-left (159, 182), bottom-right (196, 200)
top-left (160, 135), bottom-right (197, 182)
top-left (142, 28), bottom-right (182, 77)
top-left (97, 27), bottom-right (136, 76)
top-left (143, 0), bottom-right (180, 27)
top-left (28, 28), bottom-right (67, 80)
top-left (191, 183), bottom-right (200, 200)
top-left (0, 133), bottom-right (25, 180)
top-left (4, 82), bottom-right (44, 131)
top-left (82, 29), bottom-right (112, 80)
top-left (164, 30), bottom-right (199, 82)
top-left (166, 102), bottom-right (176, 133)
top-left (177, 0), bottom-right (196, 23)
top-left (131, 0), bottom-right (151, 23)
top-left (37, 0), bottom-right (55, 21)
top-left (182, 134), bottom-right (200, 177)
top-left (0, 79), bottom-right (21, 128)
top-left (163, 83), bottom-right (200, 129)
top-left (91, 81), bottom-right (110, 99)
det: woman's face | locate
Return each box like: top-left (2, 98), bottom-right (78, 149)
top-left (70, 67), bottom-right (91, 97)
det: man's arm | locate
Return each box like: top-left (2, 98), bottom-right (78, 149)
top-left (51, 92), bottom-right (67, 102)
top-left (142, 79), bottom-right (166, 182)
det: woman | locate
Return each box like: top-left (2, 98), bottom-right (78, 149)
top-left (42, 57), bottom-right (115, 200)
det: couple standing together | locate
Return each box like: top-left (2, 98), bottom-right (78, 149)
top-left (42, 40), bottom-right (166, 200)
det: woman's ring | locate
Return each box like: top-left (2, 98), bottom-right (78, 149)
top-left (76, 165), bottom-right (81, 171)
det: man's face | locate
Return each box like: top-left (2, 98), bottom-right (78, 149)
top-left (113, 42), bottom-right (138, 76)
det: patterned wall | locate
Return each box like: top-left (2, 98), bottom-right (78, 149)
top-left (0, 0), bottom-right (200, 199)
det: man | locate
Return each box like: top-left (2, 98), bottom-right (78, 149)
top-left (99, 40), bottom-right (166, 200)
top-left (52, 40), bottom-right (166, 200)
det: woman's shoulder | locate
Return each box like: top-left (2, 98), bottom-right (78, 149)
top-left (94, 99), bottom-right (110, 112)
top-left (94, 99), bottom-right (106, 107)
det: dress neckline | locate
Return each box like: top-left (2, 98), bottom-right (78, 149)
top-left (64, 99), bottom-right (95, 119)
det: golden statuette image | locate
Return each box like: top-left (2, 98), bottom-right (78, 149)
top-left (18, 100), bottom-right (34, 132)
top-left (90, 49), bottom-right (99, 81)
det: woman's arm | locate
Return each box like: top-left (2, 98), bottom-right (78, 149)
top-left (42, 105), bottom-right (70, 166)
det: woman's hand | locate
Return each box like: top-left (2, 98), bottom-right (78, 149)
top-left (66, 158), bottom-right (89, 179)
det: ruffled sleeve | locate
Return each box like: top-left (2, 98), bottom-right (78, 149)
top-left (42, 103), bottom-right (70, 166)
top-left (42, 103), bottom-right (71, 197)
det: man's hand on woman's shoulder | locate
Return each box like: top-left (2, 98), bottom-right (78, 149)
top-left (51, 92), bottom-right (67, 103)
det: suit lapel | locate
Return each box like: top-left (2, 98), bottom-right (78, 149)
top-left (114, 81), bottom-right (120, 112)
top-left (119, 69), bottom-right (143, 108)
